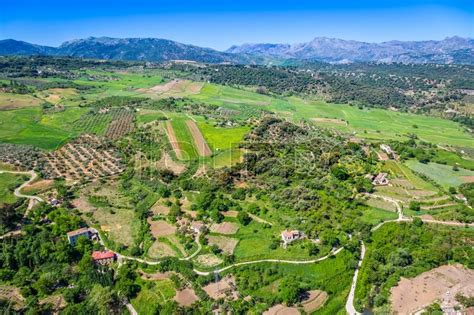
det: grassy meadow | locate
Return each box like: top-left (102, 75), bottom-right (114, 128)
top-left (0, 172), bottom-right (26, 206)
top-left (405, 160), bottom-right (474, 188)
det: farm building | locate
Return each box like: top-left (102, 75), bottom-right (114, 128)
top-left (91, 251), bottom-right (116, 265)
top-left (372, 173), bottom-right (389, 186)
top-left (281, 230), bottom-right (302, 245)
top-left (191, 221), bottom-right (205, 234)
top-left (380, 144), bottom-right (397, 159)
top-left (66, 227), bottom-right (97, 245)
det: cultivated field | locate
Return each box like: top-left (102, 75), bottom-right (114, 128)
top-left (186, 120), bottom-right (212, 157)
top-left (210, 222), bottom-right (240, 234)
top-left (405, 160), bottom-right (474, 188)
top-left (390, 264), bottom-right (474, 314)
top-left (173, 288), bottom-right (199, 307)
top-left (165, 121), bottom-right (184, 160)
top-left (44, 135), bottom-right (124, 180)
top-left (207, 235), bottom-right (239, 254)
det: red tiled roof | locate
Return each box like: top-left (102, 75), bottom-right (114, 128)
top-left (67, 227), bottom-right (90, 237)
top-left (91, 251), bottom-right (115, 260)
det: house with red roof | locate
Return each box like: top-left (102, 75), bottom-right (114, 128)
top-left (91, 251), bottom-right (116, 265)
top-left (281, 230), bottom-right (302, 246)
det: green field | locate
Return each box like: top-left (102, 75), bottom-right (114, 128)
top-left (168, 116), bottom-right (199, 160)
top-left (131, 279), bottom-right (175, 314)
top-left (196, 118), bottom-right (249, 151)
top-left (360, 207), bottom-right (398, 224)
top-left (0, 107), bottom-right (86, 150)
top-left (0, 173), bottom-right (25, 206)
top-left (405, 160), bottom-right (474, 188)
top-left (136, 109), bottom-right (167, 125)
top-left (432, 149), bottom-right (474, 171)
top-left (190, 83), bottom-right (474, 148)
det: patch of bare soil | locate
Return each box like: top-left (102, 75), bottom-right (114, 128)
top-left (462, 176), bottom-right (474, 183)
top-left (210, 222), bottom-right (239, 235)
top-left (186, 120), bottom-right (212, 157)
top-left (149, 79), bottom-right (181, 93)
top-left (203, 275), bottom-right (238, 300)
top-left (207, 235), bottom-right (239, 254)
top-left (263, 304), bottom-right (300, 315)
top-left (39, 294), bottom-right (67, 311)
top-left (148, 219), bottom-right (176, 237)
top-left (72, 195), bottom-right (95, 212)
top-left (157, 151), bottom-right (186, 175)
top-left (192, 165), bottom-right (208, 178)
top-left (301, 290), bottom-right (328, 313)
top-left (165, 122), bottom-right (184, 160)
top-left (147, 241), bottom-right (177, 258)
top-left (390, 264), bottom-right (474, 314)
top-left (174, 288), bottom-right (200, 307)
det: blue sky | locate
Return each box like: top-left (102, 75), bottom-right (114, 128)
top-left (1, 0), bottom-right (473, 50)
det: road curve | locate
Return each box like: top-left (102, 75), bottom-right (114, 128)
top-left (0, 170), bottom-right (44, 203)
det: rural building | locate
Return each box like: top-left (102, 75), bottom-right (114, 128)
top-left (380, 144), bottom-right (397, 159)
top-left (372, 173), bottom-right (389, 186)
top-left (454, 194), bottom-right (467, 203)
top-left (49, 198), bottom-right (60, 206)
top-left (281, 230), bottom-right (302, 245)
top-left (191, 221), bottom-right (205, 234)
top-left (66, 227), bottom-right (97, 245)
top-left (91, 251), bottom-right (116, 265)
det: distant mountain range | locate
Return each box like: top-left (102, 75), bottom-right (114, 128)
top-left (1, 36), bottom-right (473, 64)
top-left (227, 36), bottom-right (474, 64)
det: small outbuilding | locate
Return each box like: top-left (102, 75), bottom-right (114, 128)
top-left (372, 173), bottom-right (389, 186)
top-left (281, 230), bottom-right (302, 245)
top-left (67, 227), bottom-right (96, 245)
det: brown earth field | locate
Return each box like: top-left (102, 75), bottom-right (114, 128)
top-left (186, 120), bottom-right (212, 157)
top-left (390, 264), bottom-right (474, 314)
top-left (165, 121), bottom-right (183, 159)
top-left (311, 117), bottom-right (347, 125)
top-left (147, 219), bottom-right (176, 237)
top-left (263, 304), bottom-right (300, 315)
top-left (174, 288), bottom-right (200, 307)
top-left (202, 275), bottom-right (238, 300)
top-left (301, 290), bottom-right (328, 313)
top-left (210, 222), bottom-right (239, 234)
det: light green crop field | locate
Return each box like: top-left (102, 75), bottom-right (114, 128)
top-left (195, 117), bottom-right (250, 151)
top-left (0, 107), bottom-right (86, 150)
top-left (136, 109), bottom-right (166, 125)
top-left (432, 149), bottom-right (474, 171)
top-left (360, 207), bottom-right (398, 225)
top-left (405, 160), bottom-right (474, 188)
top-left (0, 173), bottom-right (25, 206)
top-left (167, 115), bottom-right (199, 160)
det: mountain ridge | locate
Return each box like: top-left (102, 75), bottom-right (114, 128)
top-left (0, 36), bottom-right (473, 64)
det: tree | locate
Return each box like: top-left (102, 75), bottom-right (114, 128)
top-left (409, 201), bottom-right (421, 212)
top-left (237, 211), bottom-right (252, 226)
top-left (279, 277), bottom-right (301, 305)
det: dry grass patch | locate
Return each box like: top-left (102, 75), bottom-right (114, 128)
top-left (148, 241), bottom-right (177, 258)
top-left (139, 270), bottom-right (172, 280)
top-left (21, 179), bottom-right (54, 194)
top-left (207, 235), bottom-right (239, 254)
top-left (222, 210), bottom-right (238, 218)
top-left (157, 151), bottom-right (186, 175)
top-left (174, 288), bottom-right (200, 307)
top-left (0, 93), bottom-right (42, 110)
top-left (210, 222), bottom-right (239, 234)
top-left (311, 117), bottom-right (347, 125)
top-left (143, 79), bottom-right (204, 98)
top-left (0, 286), bottom-right (25, 311)
top-left (390, 264), bottom-right (474, 314)
top-left (195, 254), bottom-right (223, 267)
top-left (150, 200), bottom-right (170, 215)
